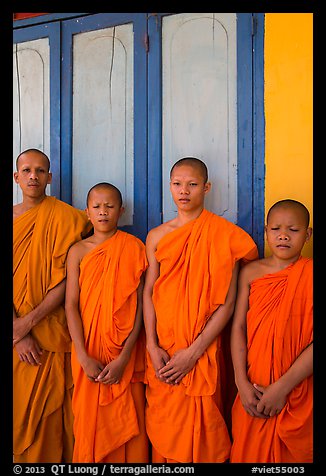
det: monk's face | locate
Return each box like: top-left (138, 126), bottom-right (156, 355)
top-left (86, 187), bottom-right (124, 233)
top-left (14, 151), bottom-right (52, 200)
top-left (170, 165), bottom-right (211, 212)
top-left (265, 206), bottom-right (312, 261)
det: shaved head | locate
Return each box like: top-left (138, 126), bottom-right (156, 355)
top-left (170, 157), bottom-right (208, 183)
top-left (16, 148), bottom-right (50, 172)
top-left (267, 199), bottom-right (310, 228)
top-left (86, 182), bottom-right (123, 207)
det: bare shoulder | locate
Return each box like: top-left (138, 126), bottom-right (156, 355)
top-left (239, 258), bottom-right (269, 285)
top-left (146, 219), bottom-right (177, 250)
top-left (67, 238), bottom-right (93, 264)
top-left (13, 203), bottom-right (24, 220)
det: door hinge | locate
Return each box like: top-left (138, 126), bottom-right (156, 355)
top-left (252, 15), bottom-right (257, 36)
top-left (144, 33), bottom-right (149, 53)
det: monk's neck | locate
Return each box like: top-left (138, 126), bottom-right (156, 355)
top-left (176, 207), bottom-right (204, 227)
top-left (91, 229), bottom-right (118, 245)
top-left (266, 254), bottom-right (301, 271)
top-left (14, 195), bottom-right (47, 218)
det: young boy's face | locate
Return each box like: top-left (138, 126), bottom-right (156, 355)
top-left (86, 187), bottom-right (124, 233)
top-left (14, 151), bottom-right (52, 200)
top-left (170, 165), bottom-right (211, 212)
top-left (265, 206), bottom-right (312, 261)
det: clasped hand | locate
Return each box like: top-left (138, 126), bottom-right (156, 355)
top-left (253, 382), bottom-right (287, 417)
top-left (239, 379), bottom-right (287, 418)
top-left (13, 316), bottom-right (32, 346)
top-left (150, 346), bottom-right (196, 385)
top-left (15, 334), bottom-right (43, 365)
top-left (82, 355), bottom-right (125, 385)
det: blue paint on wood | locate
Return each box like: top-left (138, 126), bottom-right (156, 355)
top-left (237, 13), bottom-right (254, 236)
top-left (49, 23), bottom-right (61, 199)
top-left (14, 12), bottom-right (265, 249)
top-left (252, 13), bottom-right (266, 257)
top-left (237, 13), bottom-right (265, 256)
top-left (147, 14), bottom-right (163, 231)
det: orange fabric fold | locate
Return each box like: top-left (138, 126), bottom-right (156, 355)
top-left (13, 196), bottom-right (90, 462)
top-left (230, 257), bottom-right (313, 463)
top-left (71, 231), bottom-right (148, 463)
top-left (146, 209), bottom-right (258, 462)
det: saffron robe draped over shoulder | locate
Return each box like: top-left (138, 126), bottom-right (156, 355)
top-left (13, 196), bottom-right (90, 463)
top-left (146, 209), bottom-right (258, 463)
top-left (230, 257), bottom-right (313, 463)
top-left (71, 231), bottom-right (148, 463)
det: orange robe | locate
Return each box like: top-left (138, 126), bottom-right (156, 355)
top-left (71, 230), bottom-right (148, 463)
top-left (13, 196), bottom-right (90, 463)
top-left (146, 209), bottom-right (258, 463)
top-left (230, 257), bottom-right (313, 463)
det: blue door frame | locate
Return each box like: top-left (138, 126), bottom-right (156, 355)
top-left (13, 12), bottom-right (265, 252)
top-left (237, 13), bottom-right (265, 256)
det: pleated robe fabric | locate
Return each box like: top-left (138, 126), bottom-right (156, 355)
top-left (13, 196), bottom-right (90, 463)
top-left (146, 209), bottom-right (258, 463)
top-left (71, 231), bottom-right (149, 463)
top-left (230, 257), bottom-right (313, 463)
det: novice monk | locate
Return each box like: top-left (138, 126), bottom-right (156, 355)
top-left (230, 199), bottom-right (313, 463)
top-left (143, 157), bottom-right (258, 463)
top-left (65, 182), bottom-right (148, 463)
top-left (13, 148), bottom-right (91, 463)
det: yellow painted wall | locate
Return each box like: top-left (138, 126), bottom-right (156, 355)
top-left (264, 13), bottom-right (313, 257)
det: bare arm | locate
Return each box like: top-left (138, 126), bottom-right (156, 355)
top-left (230, 265), bottom-right (251, 388)
top-left (230, 265), bottom-right (268, 418)
top-left (143, 230), bottom-right (170, 380)
top-left (159, 261), bottom-right (240, 384)
top-left (65, 244), bottom-right (104, 381)
top-left (96, 276), bottom-right (145, 384)
top-left (13, 280), bottom-right (66, 346)
top-left (13, 304), bottom-right (43, 365)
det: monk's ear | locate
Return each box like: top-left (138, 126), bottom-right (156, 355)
top-left (305, 227), bottom-right (312, 242)
top-left (47, 172), bottom-right (52, 185)
top-left (119, 206), bottom-right (125, 218)
top-left (13, 172), bottom-right (19, 184)
top-left (204, 181), bottom-right (211, 194)
top-left (85, 208), bottom-right (91, 220)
